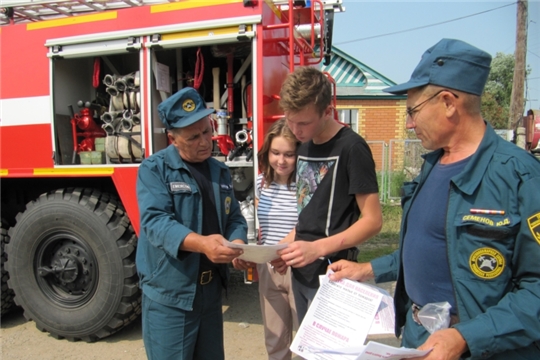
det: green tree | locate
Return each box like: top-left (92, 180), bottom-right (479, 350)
top-left (482, 52), bottom-right (514, 129)
top-left (481, 52), bottom-right (531, 129)
top-left (481, 92), bottom-right (509, 129)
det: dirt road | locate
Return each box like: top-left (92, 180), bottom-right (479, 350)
top-left (0, 270), bottom-right (399, 359)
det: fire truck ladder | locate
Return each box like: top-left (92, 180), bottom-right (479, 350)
top-left (266, 0), bottom-right (344, 69)
top-left (0, 0), bottom-right (173, 25)
top-left (1, 1), bottom-right (344, 69)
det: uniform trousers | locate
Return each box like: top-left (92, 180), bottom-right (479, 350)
top-left (257, 263), bottom-right (298, 360)
top-left (141, 273), bottom-right (223, 360)
top-left (401, 305), bottom-right (431, 349)
top-left (290, 275), bottom-right (319, 328)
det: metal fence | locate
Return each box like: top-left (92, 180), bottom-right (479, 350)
top-left (367, 131), bottom-right (518, 203)
top-left (367, 139), bottom-right (429, 204)
top-left (366, 141), bottom-right (387, 202)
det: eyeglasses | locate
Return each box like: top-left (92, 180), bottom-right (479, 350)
top-left (405, 89), bottom-right (459, 120)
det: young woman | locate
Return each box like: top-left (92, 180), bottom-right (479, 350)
top-left (255, 119), bottom-right (299, 360)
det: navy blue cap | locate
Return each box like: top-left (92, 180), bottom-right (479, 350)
top-left (384, 39), bottom-right (492, 96)
top-left (158, 87), bottom-right (215, 129)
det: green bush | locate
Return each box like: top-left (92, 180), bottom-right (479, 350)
top-left (357, 204), bottom-right (401, 263)
top-left (387, 171), bottom-right (407, 200)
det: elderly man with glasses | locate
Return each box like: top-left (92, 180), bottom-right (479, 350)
top-left (136, 87), bottom-right (249, 360)
top-left (329, 39), bottom-right (540, 360)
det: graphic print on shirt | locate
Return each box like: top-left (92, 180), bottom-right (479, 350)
top-left (296, 156), bottom-right (336, 213)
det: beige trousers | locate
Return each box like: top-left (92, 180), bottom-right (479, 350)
top-left (257, 263), bottom-right (298, 360)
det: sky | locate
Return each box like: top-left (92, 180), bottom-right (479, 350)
top-left (331, 0), bottom-right (540, 112)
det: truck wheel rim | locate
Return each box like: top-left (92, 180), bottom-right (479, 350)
top-left (35, 232), bottom-right (98, 307)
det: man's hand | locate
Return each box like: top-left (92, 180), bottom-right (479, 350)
top-left (410, 328), bottom-right (468, 360)
top-left (269, 257), bottom-right (288, 275)
top-left (232, 258), bottom-right (256, 270)
top-left (327, 260), bottom-right (374, 282)
top-left (198, 235), bottom-right (243, 263)
top-left (278, 240), bottom-right (320, 268)
top-left (230, 240), bottom-right (255, 269)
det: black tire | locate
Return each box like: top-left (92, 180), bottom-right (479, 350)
top-left (1, 218), bottom-right (15, 315)
top-left (6, 188), bottom-right (141, 342)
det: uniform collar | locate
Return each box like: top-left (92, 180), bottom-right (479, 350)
top-left (422, 122), bottom-right (497, 195)
top-left (163, 143), bottom-right (229, 173)
top-left (164, 144), bottom-right (189, 170)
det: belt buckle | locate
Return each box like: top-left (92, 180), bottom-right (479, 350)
top-left (411, 303), bottom-right (460, 327)
top-left (411, 303), bottom-right (422, 325)
top-left (449, 314), bottom-right (460, 326)
top-left (200, 270), bottom-right (213, 285)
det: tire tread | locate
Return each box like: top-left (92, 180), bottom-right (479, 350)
top-left (5, 188), bottom-right (141, 342)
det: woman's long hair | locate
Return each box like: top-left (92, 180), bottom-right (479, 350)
top-left (257, 118), bottom-right (299, 189)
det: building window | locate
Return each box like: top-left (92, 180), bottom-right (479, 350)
top-left (338, 109), bottom-right (358, 132)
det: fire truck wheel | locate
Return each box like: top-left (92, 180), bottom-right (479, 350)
top-left (6, 188), bottom-right (141, 342)
top-left (1, 218), bottom-right (15, 315)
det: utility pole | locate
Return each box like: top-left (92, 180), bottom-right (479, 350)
top-left (508, 0), bottom-right (528, 130)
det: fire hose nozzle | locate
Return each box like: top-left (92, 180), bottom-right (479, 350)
top-left (123, 109), bottom-right (133, 121)
top-left (101, 111), bottom-right (122, 124)
top-left (114, 78), bottom-right (128, 92)
top-left (132, 113), bottom-right (141, 125)
top-left (103, 74), bottom-right (117, 87)
top-left (102, 123), bottom-right (115, 136)
top-left (102, 119), bottom-right (120, 136)
top-left (106, 85), bottom-right (119, 97)
top-left (235, 129), bottom-right (249, 144)
top-left (121, 118), bottom-right (133, 131)
top-left (124, 74), bottom-right (136, 90)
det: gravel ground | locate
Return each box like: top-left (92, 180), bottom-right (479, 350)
top-left (0, 269), bottom-right (399, 359)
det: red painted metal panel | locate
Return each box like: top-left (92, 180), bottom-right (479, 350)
top-left (0, 26), bottom-right (50, 99)
top-left (0, 0), bottom-right (286, 234)
top-left (121, 3), bottom-right (260, 29)
top-left (0, 124), bottom-right (54, 169)
top-left (0, 2), bottom-right (262, 100)
top-left (257, 1), bottom-right (290, 150)
top-left (112, 167), bottom-right (140, 235)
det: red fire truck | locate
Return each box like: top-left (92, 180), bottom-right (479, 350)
top-left (525, 109), bottom-right (540, 154)
top-left (0, 0), bottom-right (343, 341)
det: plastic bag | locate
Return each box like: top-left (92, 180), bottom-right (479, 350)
top-left (417, 302), bottom-right (452, 334)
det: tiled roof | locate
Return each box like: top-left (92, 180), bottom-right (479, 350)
top-left (320, 47), bottom-right (404, 98)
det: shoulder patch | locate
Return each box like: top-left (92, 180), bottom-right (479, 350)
top-left (469, 247), bottom-right (505, 279)
top-left (527, 212), bottom-right (540, 245)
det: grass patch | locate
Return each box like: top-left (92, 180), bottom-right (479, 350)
top-left (369, 203), bottom-right (402, 244)
top-left (357, 204), bottom-right (402, 262)
top-left (388, 171), bottom-right (407, 200)
top-left (357, 245), bottom-right (398, 263)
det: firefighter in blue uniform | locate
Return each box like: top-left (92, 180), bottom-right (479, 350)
top-left (136, 87), bottom-right (248, 360)
top-left (328, 39), bottom-right (540, 359)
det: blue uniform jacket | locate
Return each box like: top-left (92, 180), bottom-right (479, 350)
top-left (372, 124), bottom-right (540, 359)
top-left (136, 144), bottom-right (248, 310)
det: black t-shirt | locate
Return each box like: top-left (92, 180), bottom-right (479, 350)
top-left (294, 126), bottom-right (379, 287)
top-left (184, 160), bottom-right (220, 273)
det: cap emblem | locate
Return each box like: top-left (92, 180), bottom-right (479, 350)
top-left (182, 99), bottom-right (196, 112)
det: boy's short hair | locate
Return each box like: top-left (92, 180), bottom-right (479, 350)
top-left (279, 67), bottom-right (332, 115)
